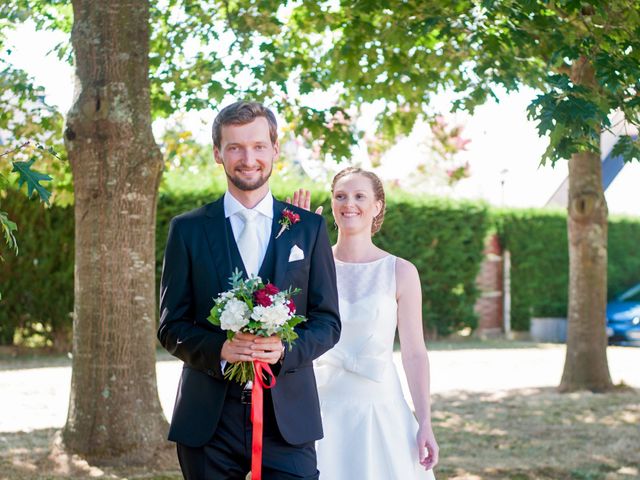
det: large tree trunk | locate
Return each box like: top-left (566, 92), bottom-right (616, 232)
top-left (559, 57), bottom-right (613, 392)
top-left (62, 0), bottom-right (168, 463)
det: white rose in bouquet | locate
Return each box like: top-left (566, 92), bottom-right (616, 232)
top-left (251, 301), bottom-right (291, 335)
top-left (220, 298), bottom-right (250, 332)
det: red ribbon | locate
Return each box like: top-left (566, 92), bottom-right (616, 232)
top-left (251, 361), bottom-right (277, 480)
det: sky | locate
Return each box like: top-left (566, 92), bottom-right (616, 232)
top-left (4, 21), bottom-right (639, 217)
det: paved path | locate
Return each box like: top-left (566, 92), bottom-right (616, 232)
top-left (0, 345), bottom-right (637, 433)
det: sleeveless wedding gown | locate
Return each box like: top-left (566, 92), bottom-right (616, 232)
top-left (315, 255), bottom-right (436, 479)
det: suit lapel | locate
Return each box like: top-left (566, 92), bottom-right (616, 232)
top-left (272, 200), bottom-right (292, 286)
top-left (202, 197), bottom-right (233, 291)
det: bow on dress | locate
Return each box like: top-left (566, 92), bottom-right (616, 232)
top-left (317, 334), bottom-right (388, 382)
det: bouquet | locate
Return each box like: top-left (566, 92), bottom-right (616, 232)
top-left (208, 269), bottom-right (306, 383)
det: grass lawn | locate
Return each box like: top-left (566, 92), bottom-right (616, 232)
top-left (433, 387), bottom-right (639, 480)
top-left (1, 386), bottom-right (638, 479)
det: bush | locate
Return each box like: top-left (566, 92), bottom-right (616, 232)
top-left (156, 187), bottom-right (490, 337)
top-left (496, 208), bottom-right (569, 331)
top-left (0, 191), bottom-right (74, 347)
top-left (496, 209), bottom-right (640, 331)
top-left (608, 216), bottom-right (640, 298)
top-left (5, 182), bottom-right (639, 344)
top-left (374, 196), bottom-right (489, 335)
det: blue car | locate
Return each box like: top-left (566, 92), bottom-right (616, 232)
top-left (607, 283), bottom-right (640, 345)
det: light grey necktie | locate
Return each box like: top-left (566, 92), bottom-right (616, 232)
top-left (236, 209), bottom-right (261, 277)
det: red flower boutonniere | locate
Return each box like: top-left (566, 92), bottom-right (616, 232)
top-left (276, 209), bottom-right (301, 239)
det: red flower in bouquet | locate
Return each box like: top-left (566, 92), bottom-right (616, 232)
top-left (254, 289), bottom-right (273, 307)
top-left (287, 298), bottom-right (296, 315)
top-left (254, 283), bottom-right (279, 307)
top-left (275, 209), bottom-right (301, 239)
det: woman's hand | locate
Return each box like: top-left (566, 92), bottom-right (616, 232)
top-left (285, 188), bottom-right (323, 215)
top-left (417, 423), bottom-right (439, 470)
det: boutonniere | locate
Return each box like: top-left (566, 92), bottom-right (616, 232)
top-left (276, 208), bottom-right (301, 239)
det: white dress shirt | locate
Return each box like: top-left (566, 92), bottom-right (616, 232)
top-left (224, 191), bottom-right (274, 274)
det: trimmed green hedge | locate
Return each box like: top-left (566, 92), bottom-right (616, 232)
top-left (3, 186), bottom-right (639, 346)
top-left (608, 216), bottom-right (640, 299)
top-left (0, 192), bottom-right (74, 347)
top-left (157, 188), bottom-right (490, 337)
top-left (496, 209), bottom-right (569, 331)
top-left (497, 209), bottom-right (640, 330)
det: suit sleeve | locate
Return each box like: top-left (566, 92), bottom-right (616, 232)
top-left (157, 218), bottom-right (226, 379)
top-left (279, 215), bottom-right (341, 374)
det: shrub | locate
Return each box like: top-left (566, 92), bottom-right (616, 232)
top-left (156, 187), bottom-right (490, 336)
top-left (5, 183), bottom-right (638, 344)
top-left (0, 192), bottom-right (74, 347)
top-left (496, 209), bottom-right (640, 330)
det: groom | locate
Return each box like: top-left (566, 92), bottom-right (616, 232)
top-left (158, 100), bottom-right (341, 479)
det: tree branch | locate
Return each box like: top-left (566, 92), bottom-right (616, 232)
top-left (0, 142), bottom-right (30, 159)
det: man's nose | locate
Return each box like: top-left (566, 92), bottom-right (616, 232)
top-left (239, 149), bottom-right (256, 164)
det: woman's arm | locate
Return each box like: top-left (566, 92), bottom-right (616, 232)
top-left (396, 257), bottom-right (439, 470)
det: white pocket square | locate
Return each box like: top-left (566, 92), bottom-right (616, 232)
top-left (288, 244), bottom-right (305, 262)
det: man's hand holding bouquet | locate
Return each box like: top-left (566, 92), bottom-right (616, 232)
top-left (209, 269), bottom-right (305, 382)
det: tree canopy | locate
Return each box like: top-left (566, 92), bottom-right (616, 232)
top-left (245, 1), bottom-right (640, 164)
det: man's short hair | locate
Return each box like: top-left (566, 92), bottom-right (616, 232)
top-left (212, 101), bottom-right (278, 149)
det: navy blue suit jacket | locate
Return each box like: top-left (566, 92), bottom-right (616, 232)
top-left (157, 196), bottom-right (341, 447)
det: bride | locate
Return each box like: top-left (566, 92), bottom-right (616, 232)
top-left (289, 167), bottom-right (438, 479)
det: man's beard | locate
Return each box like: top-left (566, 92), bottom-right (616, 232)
top-left (225, 164), bottom-right (273, 191)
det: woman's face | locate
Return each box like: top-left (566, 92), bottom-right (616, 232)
top-left (331, 174), bottom-right (382, 235)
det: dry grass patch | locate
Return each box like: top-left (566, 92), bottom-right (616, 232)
top-left (1, 387), bottom-right (638, 479)
top-left (0, 429), bottom-right (181, 480)
top-left (433, 387), bottom-right (640, 479)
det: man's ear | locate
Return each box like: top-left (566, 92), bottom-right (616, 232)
top-left (273, 141), bottom-right (280, 160)
top-left (213, 146), bottom-right (222, 165)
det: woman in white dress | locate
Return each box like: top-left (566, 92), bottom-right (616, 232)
top-left (289, 167), bottom-right (438, 479)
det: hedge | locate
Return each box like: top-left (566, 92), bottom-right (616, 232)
top-left (157, 188), bottom-right (490, 337)
top-left (497, 209), bottom-right (640, 330)
top-left (0, 193), bottom-right (74, 347)
top-left (3, 187), bottom-right (639, 347)
top-left (1, 187), bottom-right (489, 347)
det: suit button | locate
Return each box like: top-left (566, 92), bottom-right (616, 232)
top-left (206, 369), bottom-right (214, 376)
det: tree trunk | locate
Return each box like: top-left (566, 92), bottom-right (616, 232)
top-left (559, 57), bottom-right (613, 392)
top-left (63, 0), bottom-right (168, 463)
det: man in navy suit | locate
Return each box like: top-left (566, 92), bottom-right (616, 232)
top-left (158, 101), bottom-right (341, 479)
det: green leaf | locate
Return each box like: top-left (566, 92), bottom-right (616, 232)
top-left (0, 210), bottom-right (18, 257)
top-left (610, 136), bottom-right (640, 163)
top-left (11, 158), bottom-right (53, 204)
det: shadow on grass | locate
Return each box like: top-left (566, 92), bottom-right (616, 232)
top-left (1, 387), bottom-right (639, 479)
top-left (0, 428), bottom-right (182, 480)
top-left (432, 387), bottom-right (640, 479)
